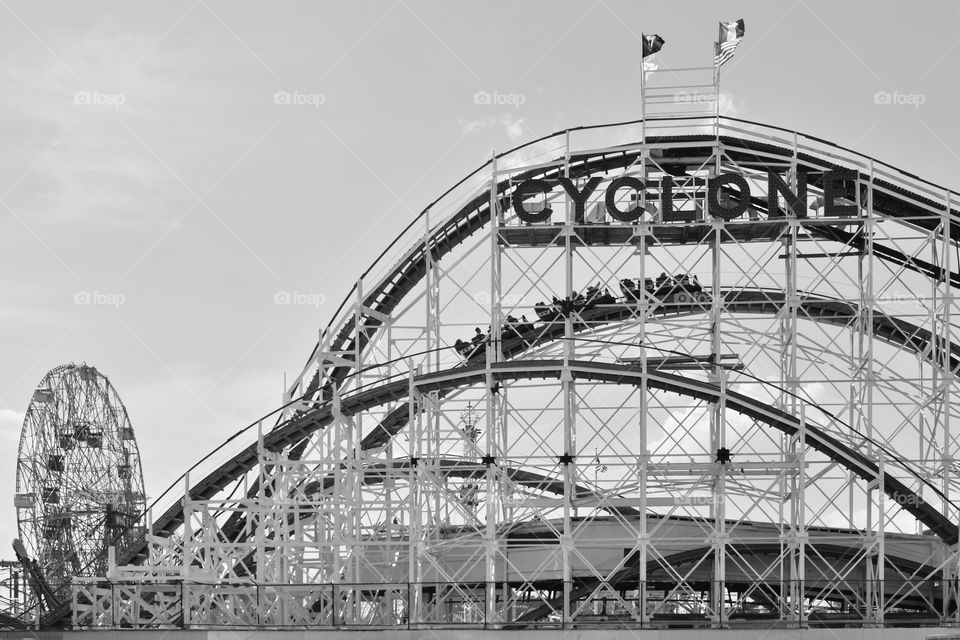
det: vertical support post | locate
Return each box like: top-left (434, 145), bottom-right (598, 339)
top-left (709, 138), bottom-right (725, 627)
top-left (331, 385), bottom-right (346, 619)
top-left (384, 432), bottom-right (395, 623)
top-left (407, 363), bottom-right (422, 626)
top-left (253, 424), bottom-right (268, 624)
top-left (780, 133), bottom-right (802, 625)
top-left (864, 161), bottom-right (878, 627)
top-left (485, 152), bottom-right (501, 626)
top-left (425, 208), bottom-right (441, 374)
top-left (936, 189), bottom-right (956, 619)
top-left (561, 128), bottom-right (575, 627)
top-left (355, 279), bottom-right (364, 384)
top-left (876, 452), bottom-right (886, 625)
top-left (865, 161), bottom-right (875, 448)
top-left (490, 151), bottom-right (502, 363)
top-left (942, 188), bottom-right (954, 522)
top-left (638, 220), bottom-right (649, 624)
top-left (795, 407), bottom-right (807, 627)
top-left (484, 365), bottom-right (498, 626)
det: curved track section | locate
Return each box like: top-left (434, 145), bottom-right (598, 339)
top-left (137, 360), bottom-right (955, 552)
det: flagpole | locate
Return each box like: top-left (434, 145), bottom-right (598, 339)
top-left (713, 23), bottom-right (723, 140)
top-left (713, 18), bottom-right (744, 137)
top-left (713, 25), bottom-right (721, 139)
top-left (640, 32), bottom-right (646, 142)
top-left (713, 57), bottom-right (720, 138)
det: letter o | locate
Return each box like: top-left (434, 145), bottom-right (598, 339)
top-left (708, 173), bottom-right (750, 221)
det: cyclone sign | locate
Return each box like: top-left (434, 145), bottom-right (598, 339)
top-left (511, 168), bottom-right (857, 224)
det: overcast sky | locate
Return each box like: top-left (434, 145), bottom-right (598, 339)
top-left (1, 0), bottom-right (958, 556)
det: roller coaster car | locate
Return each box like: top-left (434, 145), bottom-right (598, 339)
top-left (534, 302), bottom-right (559, 322)
top-left (672, 276), bottom-right (710, 304)
top-left (652, 275), bottom-right (709, 304)
top-left (676, 275), bottom-right (703, 292)
top-left (570, 293), bottom-right (589, 312)
top-left (579, 286), bottom-right (613, 310)
top-left (514, 318), bottom-right (535, 334)
top-left (455, 329), bottom-right (488, 358)
top-left (571, 288), bottom-right (612, 312)
top-left (650, 278), bottom-right (677, 299)
top-left (454, 339), bottom-right (480, 358)
top-left (592, 290), bottom-right (617, 305)
top-left (619, 278), bottom-right (641, 299)
top-left (502, 316), bottom-right (533, 339)
top-left (557, 297), bottom-right (577, 316)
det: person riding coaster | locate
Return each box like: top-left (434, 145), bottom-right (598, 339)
top-left (534, 301), bottom-right (559, 322)
top-left (454, 327), bottom-right (489, 359)
top-left (471, 273), bottom-right (711, 361)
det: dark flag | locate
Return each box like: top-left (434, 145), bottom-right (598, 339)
top-left (642, 33), bottom-right (665, 81)
top-left (714, 19), bottom-right (745, 67)
top-left (642, 34), bottom-right (665, 58)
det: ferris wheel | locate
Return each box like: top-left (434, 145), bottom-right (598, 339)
top-left (14, 364), bottom-right (146, 601)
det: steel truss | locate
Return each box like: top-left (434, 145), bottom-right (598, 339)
top-left (70, 67), bottom-right (960, 630)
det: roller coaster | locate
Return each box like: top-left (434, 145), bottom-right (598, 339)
top-left (0, 93), bottom-right (952, 632)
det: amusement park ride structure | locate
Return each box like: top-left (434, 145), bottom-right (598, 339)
top-left (4, 57), bottom-right (960, 632)
top-left (4, 364), bottom-right (146, 629)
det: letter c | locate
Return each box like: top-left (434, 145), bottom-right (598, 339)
top-left (512, 179), bottom-right (553, 223)
top-left (604, 176), bottom-right (647, 222)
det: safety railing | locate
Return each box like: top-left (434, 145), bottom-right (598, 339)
top-left (71, 578), bottom-right (957, 629)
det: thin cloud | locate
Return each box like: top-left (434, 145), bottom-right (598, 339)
top-left (718, 91), bottom-right (741, 117)
top-left (457, 113), bottom-right (527, 142)
top-left (0, 408), bottom-right (25, 440)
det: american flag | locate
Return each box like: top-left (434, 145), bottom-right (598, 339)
top-left (714, 19), bottom-right (745, 68)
